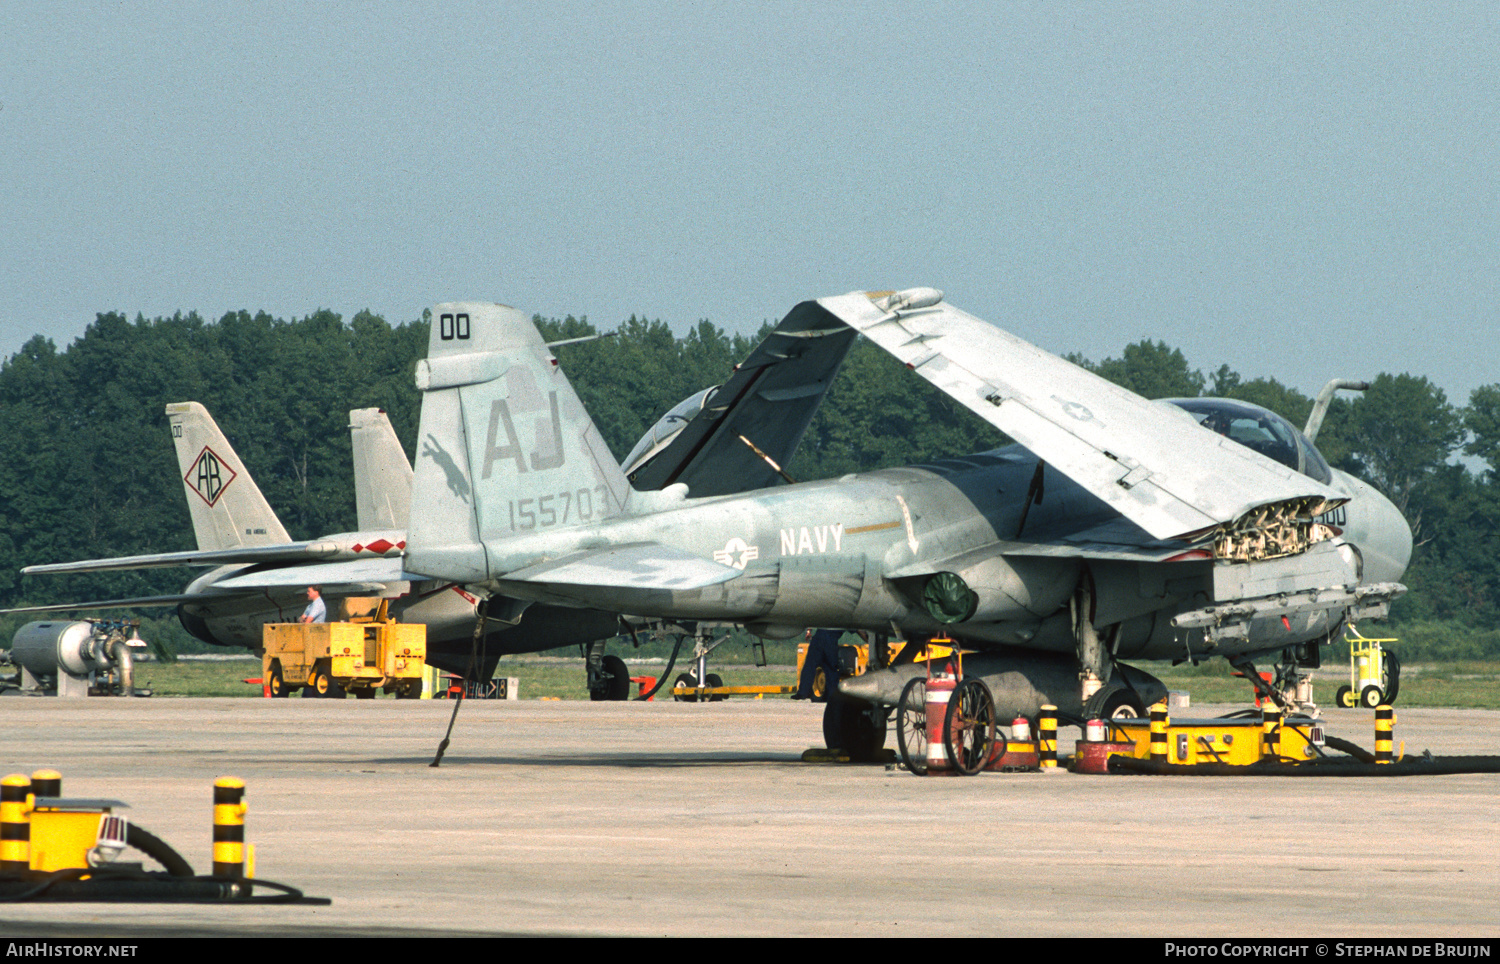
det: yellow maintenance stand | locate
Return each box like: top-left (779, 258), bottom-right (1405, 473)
top-left (262, 608), bottom-right (425, 700)
top-left (1335, 625), bottom-right (1402, 709)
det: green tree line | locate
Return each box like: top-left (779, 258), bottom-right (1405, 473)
top-left (0, 311), bottom-right (1496, 659)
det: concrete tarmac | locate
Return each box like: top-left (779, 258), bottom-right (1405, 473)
top-left (1, 696), bottom-right (1498, 938)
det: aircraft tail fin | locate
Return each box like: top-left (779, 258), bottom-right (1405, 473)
top-left (407, 303), bottom-right (631, 583)
top-left (165, 402), bottom-right (291, 550)
top-left (349, 408), bottom-right (413, 531)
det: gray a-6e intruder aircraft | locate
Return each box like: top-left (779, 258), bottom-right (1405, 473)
top-left (402, 289), bottom-right (1411, 755)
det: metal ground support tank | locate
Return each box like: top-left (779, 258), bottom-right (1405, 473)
top-left (10, 620), bottom-right (144, 697)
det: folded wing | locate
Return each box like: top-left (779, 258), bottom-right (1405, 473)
top-left (814, 291), bottom-right (1343, 542)
top-left (623, 308), bottom-right (856, 497)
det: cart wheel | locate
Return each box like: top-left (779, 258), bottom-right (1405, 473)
top-left (1335, 685), bottom-right (1354, 708)
top-left (705, 673), bottom-right (725, 702)
top-left (1382, 650), bottom-right (1401, 705)
top-left (811, 666), bottom-right (828, 699)
top-left (944, 678), bottom-right (997, 775)
top-left (268, 663), bottom-right (289, 698)
top-left (312, 670), bottom-right (345, 699)
top-left (896, 677), bottom-right (928, 775)
top-left (674, 673), bottom-right (698, 703)
top-left (1360, 684), bottom-right (1383, 709)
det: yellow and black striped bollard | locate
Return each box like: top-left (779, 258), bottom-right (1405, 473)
top-left (1038, 705), bottom-right (1058, 771)
top-left (1150, 701), bottom-right (1170, 763)
top-left (213, 777), bottom-right (247, 878)
top-left (1261, 705), bottom-right (1282, 761)
top-left (1, 775), bottom-right (31, 874)
top-left (1375, 705), bottom-right (1395, 764)
top-left (30, 770), bottom-right (61, 800)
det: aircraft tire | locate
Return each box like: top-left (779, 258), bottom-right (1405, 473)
top-left (674, 673), bottom-right (699, 703)
top-left (601, 654), bottom-right (631, 701)
top-left (1360, 685), bottom-right (1384, 709)
top-left (1088, 687), bottom-right (1145, 721)
top-left (822, 699), bottom-right (887, 763)
top-left (896, 677), bottom-right (928, 776)
top-left (705, 672), bottom-right (725, 702)
top-left (1383, 651), bottom-right (1401, 705)
top-left (1335, 685), bottom-right (1355, 708)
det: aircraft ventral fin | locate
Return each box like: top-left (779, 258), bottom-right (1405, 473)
top-left (814, 292), bottom-right (1344, 542)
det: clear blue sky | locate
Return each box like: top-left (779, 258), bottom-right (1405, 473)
top-left (3, 2), bottom-right (1496, 406)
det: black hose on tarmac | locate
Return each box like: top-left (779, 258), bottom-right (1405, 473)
top-left (0, 866), bottom-right (330, 903)
top-left (125, 823), bottom-right (194, 877)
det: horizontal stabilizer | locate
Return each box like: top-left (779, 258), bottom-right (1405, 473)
top-left (813, 292), bottom-right (1343, 541)
top-left (211, 556), bottom-right (419, 591)
top-left (499, 543), bottom-right (741, 593)
top-left (22, 542), bottom-right (347, 576)
top-left (0, 593), bottom-right (219, 615)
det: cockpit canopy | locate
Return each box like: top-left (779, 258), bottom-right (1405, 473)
top-left (621, 386), bottom-right (719, 476)
top-left (1165, 398), bottom-right (1332, 484)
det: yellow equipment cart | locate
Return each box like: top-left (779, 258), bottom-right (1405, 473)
top-left (263, 619), bottom-right (426, 699)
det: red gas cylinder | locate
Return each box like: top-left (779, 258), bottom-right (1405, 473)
top-left (924, 674), bottom-right (957, 775)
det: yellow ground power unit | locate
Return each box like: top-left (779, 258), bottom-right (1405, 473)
top-left (1106, 716), bottom-right (1326, 766)
top-left (262, 619), bottom-right (426, 699)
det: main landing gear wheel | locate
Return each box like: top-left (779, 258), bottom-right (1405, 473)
top-left (822, 699), bottom-right (888, 763)
top-left (673, 673), bottom-right (699, 703)
top-left (1084, 686), bottom-right (1145, 721)
top-left (704, 673), bottom-right (725, 702)
top-left (943, 678), bottom-right (997, 776)
top-left (896, 677), bottom-right (928, 775)
top-left (1100, 690), bottom-right (1146, 720)
top-left (590, 654), bottom-right (632, 702)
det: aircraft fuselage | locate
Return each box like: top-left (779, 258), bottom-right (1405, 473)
top-left (468, 442), bottom-right (1409, 662)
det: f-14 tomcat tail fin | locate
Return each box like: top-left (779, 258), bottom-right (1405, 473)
top-left (165, 402), bottom-right (291, 551)
top-left (349, 408), bottom-right (413, 531)
top-left (406, 303), bottom-right (631, 583)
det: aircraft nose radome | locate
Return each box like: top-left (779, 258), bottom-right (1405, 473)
top-left (1383, 495), bottom-right (1414, 581)
top-left (1358, 480), bottom-right (1413, 585)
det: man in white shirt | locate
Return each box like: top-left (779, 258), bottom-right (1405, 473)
top-left (300, 586), bottom-right (327, 624)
